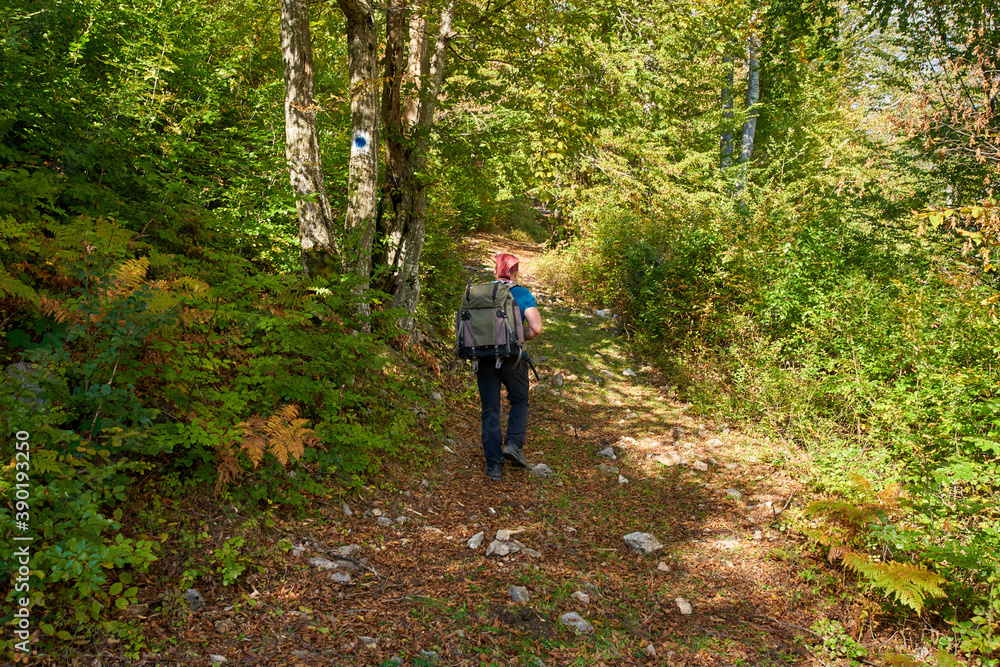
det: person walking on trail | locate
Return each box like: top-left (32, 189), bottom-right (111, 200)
top-left (478, 253), bottom-right (543, 481)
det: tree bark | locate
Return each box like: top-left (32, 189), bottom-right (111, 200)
top-left (721, 53), bottom-right (735, 168)
top-left (337, 0), bottom-right (380, 316)
top-left (378, 0), bottom-right (413, 293)
top-left (280, 0), bottom-right (339, 276)
top-left (390, 0), bottom-right (457, 330)
top-left (740, 33), bottom-right (760, 164)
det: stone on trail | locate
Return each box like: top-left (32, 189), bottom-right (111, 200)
top-left (693, 460), bottom-right (709, 472)
top-left (597, 463), bottom-right (620, 474)
top-left (622, 368), bottom-right (637, 377)
top-left (657, 562), bottom-right (670, 572)
top-left (310, 557), bottom-right (345, 570)
top-left (496, 528), bottom-right (524, 541)
top-left (600, 369), bottom-right (616, 379)
top-left (560, 612), bottom-right (595, 634)
top-left (486, 540), bottom-right (519, 557)
top-left (706, 438), bottom-right (723, 447)
top-left (376, 516), bottom-right (392, 526)
top-left (597, 446), bottom-right (616, 460)
top-left (655, 451), bottom-right (685, 467)
top-left (618, 475), bottom-right (628, 485)
top-left (419, 650), bottom-right (440, 662)
top-left (341, 502), bottom-right (352, 517)
top-left (625, 412), bottom-right (638, 419)
top-left (509, 585), bottom-right (530, 603)
top-left (186, 588), bottom-right (206, 611)
top-left (675, 597), bottom-right (693, 615)
top-left (624, 532), bottom-right (664, 554)
top-left (209, 655), bottom-right (227, 664)
top-left (530, 463), bottom-right (553, 477)
top-left (571, 591), bottom-right (591, 605)
top-left (467, 531), bottom-right (485, 550)
top-left (335, 544), bottom-right (361, 558)
top-left (291, 546), bottom-right (306, 558)
top-left (550, 372), bottom-right (565, 387)
top-left (725, 488), bottom-right (743, 499)
top-left (420, 479), bottom-right (430, 488)
top-left (331, 571), bottom-right (352, 584)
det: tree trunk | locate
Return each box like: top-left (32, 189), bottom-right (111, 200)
top-left (378, 0), bottom-right (413, 294)
top-left (721, 53), bottom-right (735, 169)
top-left (740, 33), bottom-right (760, 164)
top-left (337, 0), bottom-right (380, 317)
top-left (280, 0), bottom-right (338, 276)
top-left (390, 0), bottom-right (457, 330)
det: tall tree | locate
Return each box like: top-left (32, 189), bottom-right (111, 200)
top-left (281, 0), bottom-right (340, 275)
top-left (721, 54), bottom-right (735, 168)
top-left (380, 0), bottom-right (458, 329)
top-left (739, 32), bottom-right (760, 164)
top-left (336, 0), bottom-right (380, 319)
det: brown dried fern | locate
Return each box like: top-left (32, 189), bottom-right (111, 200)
top-left (237, 405), bottom-right (321, 469)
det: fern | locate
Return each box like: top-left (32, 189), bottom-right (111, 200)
top-left (841, 552), bottom-right (946, 614)
top-left (108, 257), bottom-right (150, 298)
top-left (230, 405), bottom-right (321, 485)
top-left (0, 264), bottom-right (39, 304)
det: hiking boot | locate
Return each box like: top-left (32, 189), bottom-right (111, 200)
top-left (502, 443), bottom-right (528, 468)
top-left (486, 462), bottom-right (502, 481)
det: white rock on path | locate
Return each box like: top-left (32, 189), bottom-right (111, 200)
top-left (571, 591), bottom-right (591, 605)
top-left (706, 438), bottom-right (723, 447)
top-left (496, 528), bottom-right (524, 541)
top-left (330, 571), bottom-right (352, 584)
top-left (467, 531), bottom-right (485, 550)
top-left (725, 488), bottom-right (743, 499)
top-left (530, 463), bottom-right (553, 478)
top-left (622, 368), bottom-right (637, 377)
top-left (655, 451), bottom-right (685, 466)
top-left (597, 446), bottom-right (616, 459)
top-left (335, 544), bottom-right (361, 558)
top-left (560, 612), bottom-right (594, 634)
top-left (509, 585), bottom-right (530, 603)
top-left (486, 540), bottom-right (519, 557)
top-left (675, 597), bottom-right (693, 615)
top-left (618, 475), bottom-right (628, 485)
top-left (645, 644), bottom-right (657, 657)
top-left (693, 460), bottom-right (709, 472)
top-left (623, 532), bottom-right (664, 554)
top-left (209, 655), bottom-right (228, 664)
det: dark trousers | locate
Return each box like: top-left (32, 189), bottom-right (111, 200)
top-left (476, 356), bottom-right (530, 466)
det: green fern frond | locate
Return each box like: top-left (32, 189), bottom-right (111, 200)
top-left (841, 552), bottom-right (946, 614)
top-left (0, 265), bottom-right (39, 304)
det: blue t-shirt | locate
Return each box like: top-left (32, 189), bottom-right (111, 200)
top-left (497, 281), bottom-right (536, 322)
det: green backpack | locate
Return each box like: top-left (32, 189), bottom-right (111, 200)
top-left (455, 282), bottom-right (524, 363)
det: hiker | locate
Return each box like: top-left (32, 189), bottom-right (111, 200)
top-left (476, 253), bottom-right (542, 481)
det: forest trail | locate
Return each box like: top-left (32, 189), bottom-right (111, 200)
top-left (166, 237), bottom-right (870, 667)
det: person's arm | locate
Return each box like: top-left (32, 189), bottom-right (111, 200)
top-left (524, 306), bottom-right (542, 341)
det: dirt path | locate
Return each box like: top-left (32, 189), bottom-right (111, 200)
top-left (110, 237), bottom-right (871, 667)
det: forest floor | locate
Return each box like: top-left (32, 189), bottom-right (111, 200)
top-left (53, 236), bottom-right (926, 666)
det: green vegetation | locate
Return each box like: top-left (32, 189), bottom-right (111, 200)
top-left (2, 0), bottom-right (999, 663)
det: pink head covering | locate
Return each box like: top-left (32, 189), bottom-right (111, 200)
top-left (494, 253), bottom-right (519, 281)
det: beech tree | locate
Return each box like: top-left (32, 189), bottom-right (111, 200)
top-left (280, 0), bottom-right (339, 275)
top-left (381, 0), bottom-right (458, 328)
top-left (336, 0), bottom-right (380, 299)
